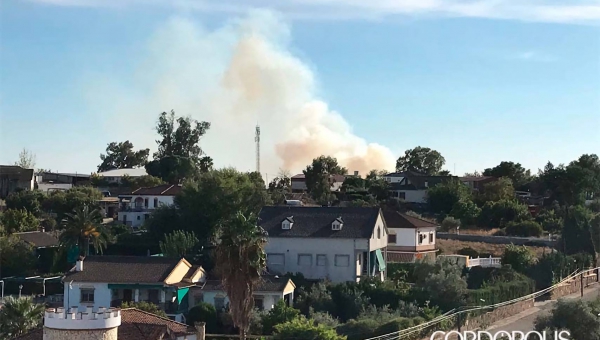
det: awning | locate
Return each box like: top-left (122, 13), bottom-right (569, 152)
top-left (375, 249), bottom-right (386, 271)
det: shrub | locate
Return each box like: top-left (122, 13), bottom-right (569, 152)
top-left (535, 209), bottom-right (563, 233)
top-left (468, 278), bottom-right (535, 306)
top-left (450, 200), bottom-right (481, 226)
top-left (295, 282), bottom-right (335, 316)
top-left (457, 247), bottom-right (480, 258)
top-left (412, 260), bottom-right (468, 311)
top-left (477, 199), bottom-right (531, 229)
top-left (501, 244), bottom-right (535, 273)
top-left (273, 317), bottom-right (345, 340)
top-left (309, 308), bottom-right (340, 328)
top-left (329, 284), bottom-right (370, 322)
top-left (261, 300), bottom-right (301, 334)
top-left (186, 302), bottom-right (218, 333)
top-left (374, 317), bottom-right (424, 340)
top-left (505, 220), bottom-right (543, 237)
top-left (335, 319), bottom-right (379, 340)
top-left (441, 216), bottom-right (461, 232)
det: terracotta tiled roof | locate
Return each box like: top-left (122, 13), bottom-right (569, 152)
top-left (120, 308), bottom-right (192, 336)
top-left (201, 274), bottom-right (294, 292)
top-left (382, 210), bottom-right (438, 229)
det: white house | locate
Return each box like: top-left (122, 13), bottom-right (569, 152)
top-left (383, 210), bottom-right (438, 263)
top-left (97, 168), bottom-right (148, 184)
top-left (383, 171), bottom-right (455, 204)
top-left (259, 206), bottom-right (389, 283)
top-left (117, 184), bottom-right (182, 228)
top-left (62, 256), bottom-right (203, 323)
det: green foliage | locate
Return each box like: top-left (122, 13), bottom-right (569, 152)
top-left (477, 199), bottom-right (531, 229)
top-left (535, 209), bottom-right (563, 233)
top-left (427, 179), bottom-right (472, 214)
top-left (1, 209), bottom-right (39, 234)
top-left (479, 177), bottom-right (515, 203)
top-left (97, 140), bottom-right (149, 172)
top-left (457, 247), bottom-right (480, 258)
top-left (187, 302), bottom-right (218, 333)
top-left (0, 296), bottom-right (45, 339)
top-left (483, 162), bottom-right (531, 189)
top-left (589, 199), bottom-right (600, 213)
top-left (412, 259), bottom-right (468, 311)
top-left (537, 156), bottom-right (600, 207)
top-left (42, 186), bottom-right (103, 224)
top-left (527, 252), bottom-right (592, 290)
top-left (120, 301), bottom-right (167, 318)
top-left (261, 300), bottom-right (301, 334)
top-left (267, 173), bottom-right (291, 204)
top-left (450, 200), bottom-right (481, 226)
top-left (120, 175), bottom-right (165, 190)
top-left (501, 245), bottom-right (536, 273)
top-left (335, 319), bottom-right (379, 340)
top-left (59, 205), bottom-right (109, 256)
top-left (505, 220), bottom-right (543, 237)
top-left (534, 298), bottom-right (600, 339)
top-left (468, 277), bottom-right (535, 306)
top-left (5, 190), bottom-right (45, 217)
top-left (440, 216), bottom-right (460, 232)
top-left (328, 284), bottom-right (370, 322)
top-left (561, 205), bottom-right (596, 256)
top-left (303, 156), bottom-right (347, 203)
top-left (159, 230), bottom-right (199, 258)
top-left (146, 156), bottom-right (199, 185)
top-left (395, 146), bottom-right (446, 175)
top-left (0, 236), bottom-right (37, 277)
top-left (295, 282), bottom-right (335, 316)
top-left (273, 317), bottom-right (346, 340)
top-left (309, 308), bottom-right (340, 328)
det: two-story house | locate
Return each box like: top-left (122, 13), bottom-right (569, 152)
top-left (383, 210), bottom-right (438, 263)
top-left (117, 184), bottom-right (182, 228)
top-left (383, 171), bottom-right (455, 204)
top-left (259, 206), bottom-right (388, 283)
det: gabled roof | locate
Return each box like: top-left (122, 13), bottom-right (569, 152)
top-left (14, 231), bottom-right (59, 248)
top-left (0, 165), bottom-right (34, 181)
top-left (201, 275), bottom-right (295, 292)
top-left (382, 210), bottom-right (438, 229)
top-left (258, 206), bottom-right (382, 239)
top-left (121, 308), bottom-right (192, 336)
top-left (130, 184), bottom-right (182, 196)
top-left (459, 176), bottom-right (495, 182)
top-left (64, 256), bottom-right (182, 283)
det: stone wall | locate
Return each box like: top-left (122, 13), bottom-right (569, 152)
top-left (462, 299), bottom-right (535, 331)
top-left (43, 327), bottom-right (118, 340)
top-left (550, 271), bottom-right (598, 300)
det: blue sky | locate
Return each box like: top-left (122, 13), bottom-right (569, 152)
top-left (1, 0), bottom-right (599, 177)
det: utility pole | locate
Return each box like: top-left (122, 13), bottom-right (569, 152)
top-left (255, 125), bottom-right (260, 174)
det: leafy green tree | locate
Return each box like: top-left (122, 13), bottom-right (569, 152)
top-left (14, 148), bottom-right (36, 169)
top-left (535, 298), bottom-right (600, 340)
top-left (303, 156), bottom-right (347, 203)
top-left (535, 209), bottom-right (563, 233)
top-left (159, 230), bottom-right (199, 257)
top-left (187, 303), bottom-right (218, 332)
top-left (505, 220), bottom-right (543, 237)
top-left (537, 156), bottom-right (600, 206)
top-left (42, 187), bottom-right (103, 224)
top-left (120, 175), bottom-right (165, 190)
top-left (0, 296), bottom-right (45, 338)
top-left (479, 177), bottom-right (515, 203)
top-left (561, 205), bottom-right (596, 256)
top-left (395, 146), bottom-right (445, 175)
top-left (214, 212), bottom-right (268, 340)
top-left (415, 260), bottom-right (468, 311)
top-left (273, 317), bottom-right (345, 340)
top-left (477, 199), bottom-right (531, 229)
top-left (120, 301), bottom-right (167, 318)
top-left (59, 205), bottom-right (109, 256)
top-left (0, 236), bottom-right (38, 277)
top-left (449, 200), bottom-right (481, 226)
top-left (426, 180), bottom-right (471, 214)
top-left (1, 209), bottom-right (39, 234)
top-left (268, 172), bottom-right (291, 204)
top-left (97, 140), bottom-right (149, 172)
top-left (483, 161), bottom-right (531, 189)
top-left (5, 190), bottom-right (45, 217)
top-left (501, 245), bottom-right (535, 273)
top-left (261, 300), bottom-right (301, 334)
top-left (364, 170), bottom-right (390, 201)
top-left (146, 110), bottom-right (212, 184)
top-left (440, 216), bottom-right (460, 232)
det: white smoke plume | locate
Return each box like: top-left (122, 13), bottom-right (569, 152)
top-left (95, 10), bottom-right (396, 177)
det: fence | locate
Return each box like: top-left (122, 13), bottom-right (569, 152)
top-left (467, 257), bottom-right (501, 268)
top-left (364, 267), bottom-right (598, 340)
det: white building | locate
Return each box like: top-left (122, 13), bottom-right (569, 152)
top-left (383, 171), bottom-right (455, 204)
top-left (383, 210), bottom-right (438, 263)
top-left (97, 168), bottom-right (148, 184)
top-left (117, 184), bottom-right (181, 228)
top-left (259, 206), bottom-right (388, 283)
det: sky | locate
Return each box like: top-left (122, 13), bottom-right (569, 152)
top-left (1, 0), bottom-right (599, 179)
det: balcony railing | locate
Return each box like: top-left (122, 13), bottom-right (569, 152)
top-left (120, 205), bottom-right (153, 212)
top-left (468, 257), bottom-right (501, 268)
top-left (110, 299), bottom-right (179, 314)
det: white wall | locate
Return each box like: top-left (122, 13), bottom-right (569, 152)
top-left (417, 227), bottom-right (436, 246)
top-left (117, 211), bottom-right (150, 227)
top-left (384, 176), bottom-right (404, 183)
top-left (37, 183), bottom-right (72, 193)
top-left (201, 291), bottom-right (282, 311)
top-left (403, 190), bottom-right (427, 203)
top-left (391, 227), bottom-right (437, 247)
top-left (64, 282), bottom-right (111, 311)
top-left (368, 213), bottom-right (388, 250)
top-left (265, 238), bottom-right (370, 282)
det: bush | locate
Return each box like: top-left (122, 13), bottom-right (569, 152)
top-left (273, 317), bottom-right (345, 340)
top-left (535, 209), bottom-right (563, 233)
top-left (374, 317), bottom-right (424, 340)
top-left (427, 180), bottom-right (472, 215)
top-left (477, 199), bottom-right (531, 229)
top-left (505, 220), bottom-right (543, 237)
top-left (450, 200), bottom-right (481, 226)
top-left (336, 319), bottom-right (379, 340)
top-left (468, 278), bottom-right (535, 306)
top-left (187, 302), bottom-right (218, 333)
top-left (329, 284), bottom-right (370, 322)
top-left (121, 301), bottom-right (167, 318)
top-left (501, 244), bottom-right (535, 273)
top-left (295, 282), bottom-right (335, 316)
top-left (412, 259), bottom-right (468, 311)
top-left (441, 216), bottom-right (461, 232)
top-left (309, 308), bottom-right (340, 328)
top-left (261, 300), bottom-right (301, 334)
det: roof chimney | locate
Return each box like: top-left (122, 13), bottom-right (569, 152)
top-left (75, 257), bottom-right (84, 272)
top-left (354, 171), bottom-right (359, 176)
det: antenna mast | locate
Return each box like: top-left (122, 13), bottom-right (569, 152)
top-left (255, 125), bottom-right (261, 174)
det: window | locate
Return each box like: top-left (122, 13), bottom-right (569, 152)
top-left (282, 221), bottom-right (291, 229)
top-left (144, 214), bottom-right (150, 220)
top-left (377, 227), bottom-right (381, 239)
top-left (123, 215), bottom-right (127, 222)
top-left (332, 222), bottom-right (341, 230)
top-left (335, 255), bottom-right (350, 267)
top-left (144, 198), bottom-right (149, 208)
top-left (429, 233), bottom-right (434, 243)
top-left (153, 198), bottom-right (158, 207)
top-left (267, 253), bottom-right (285, 274)
top-left (316, 254), bottom-right (327, 266)
top-left (214, 296), bottom-right (226, 310)
top-left (398, 192), bottom-right (406, 200)
top-left (148, 289), bottom-right (159, 304)
top-left (80, 289), bottom-right (95, 303)
top-left (388, 234), bottom-right (397, 244)
top-left (418, 234), bottom-right (424, 244)
top-left (298, 254), bottom-right (312, 267)
top-left (137, 215), bottom-right (141, 220)
top-left (254, 297), bottom-right (264, 310)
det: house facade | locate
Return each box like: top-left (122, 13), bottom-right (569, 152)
top-left (259, 206), bottom-right (388, 283)
top-left (0, 165), bottom-right (34, 199)
top-left (97, 168), bottom-right (148, 184)
top-left (290, 174), bottom-right (346, 193)
top-left (383, 171), bottom-right (455, 204)
top-left (384, 210), bottom-right (438, 263)
top-left (459, 176), bottom-right (497, 192)
top-left (117, 184), bottom-right (181, 228)
top-left (63, 256), bottom-right (203, 322)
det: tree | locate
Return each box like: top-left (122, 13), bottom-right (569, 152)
top-left (261, 300), bottom-right (301, 334)
top-left (5, 190), bottom-right (45, 217)
top-left (463, 171), bottom-right (482, 177)
top-left (479, 177), bottom-right (515, 203)
top-left (268, 171), bottom-right (291, 204)
top-left (146, 110), bottom-right (212, 183)
top-left (120, 301), bottom-right (167, 318)
top-left (477, 199), bottom-right (531, 229)
top-left (97, 140), bottom-right (149, 172)
top-left (365, 170), bottom-right (390, 201)
top-left (187, 303), bottom-right (218, 332)
top-left (426, 179), bottom-right (472, 214)
top-left (159, 230), bottom-right (199, 257)
top-left (0, 296), bottom-right (45, 338)
top-left (42, 187), bottom-right (103, 224)
top-left (561, 205), bottom-right (596, 256)
top-left (415, 260), bottom-right (468, 311)
top-left (0, 236), bottom-right (38, 277)
top-left (483, 161), bottom-right (531, 190)
top-left (449, 200), bottom-right (481, 226)
top-left (120, 175), bottom-right (165, 190)
top-left (214, 212), bottom-right (268, 340)
top-left (501, 245), bottom-right (535, 273)
top-left (14, 148), bottom-right (36, 169)
top-left (272, 317), bottom-right (344, 340)
top-left (395, 146), bottom-right (445, 175)
top-left (1, 209), bottom-right (39, 234)
top-left (303, 156), bottom-right (347, 203)
top-left (535, 298), bottom-right (600, 340)
top-left (535, 209), bottom-right (563, 233)
top-left (440, 216), bottom-right (460, 232)
top-left (59, 205), bottom-right (109, 256)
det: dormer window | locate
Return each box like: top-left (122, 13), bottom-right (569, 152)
top-left (332, 217), bottom-right (343, 231)
top-left (282, 216), bottom-right (294, 230)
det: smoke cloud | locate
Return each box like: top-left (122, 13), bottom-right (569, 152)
top-left (97, 10), bottom-right (396, 177)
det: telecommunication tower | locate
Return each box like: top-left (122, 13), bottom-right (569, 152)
top-left (255, 125), bottom-right (261, 174)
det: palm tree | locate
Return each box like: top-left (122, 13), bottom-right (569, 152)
top-left (0, 296), bottom-right (45, 338)
top-left (60, 205), bottom-right (109, 256)
top-left (214, 211), bottom-right (267, 340)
